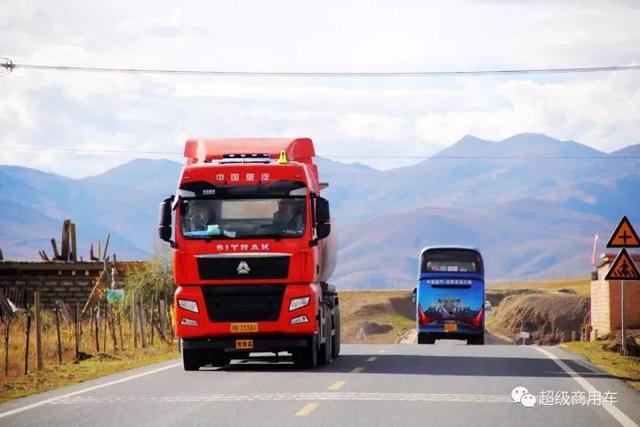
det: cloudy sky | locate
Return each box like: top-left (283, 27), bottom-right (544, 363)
top-left (1, 0), bottom-right (639, 177)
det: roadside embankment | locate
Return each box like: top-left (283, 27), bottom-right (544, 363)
top-left (489, 293), bottom-right (589, 344)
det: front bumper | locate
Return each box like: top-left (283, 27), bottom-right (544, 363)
top-left (175, 284), bottom-right (319, 338)
top-left (182, 335), bottom-right (311, 353)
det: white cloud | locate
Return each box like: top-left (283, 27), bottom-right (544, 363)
top-left (1, 0), bottom-right (640, 176)
top-left (338, 113), bottom-right (410, 142)
top-left (415, 72), bottom-right (640, 150)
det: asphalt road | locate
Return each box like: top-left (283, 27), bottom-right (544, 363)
top-left (1, 343), bottom-right (639, 427)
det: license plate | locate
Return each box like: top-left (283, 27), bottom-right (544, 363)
top-left (444, 323), bottom-right (458, 332)
top-left (230, 323), bottom-right (258, 333)
top-left (235, 339), bottom-right (254, 350)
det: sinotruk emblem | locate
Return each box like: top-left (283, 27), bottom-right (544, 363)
top-left (237, 261), bottom-right (251, 274)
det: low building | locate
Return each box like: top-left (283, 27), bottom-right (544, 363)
top-left (591, 253), bottom-right (640, 336)
top-left (0, 260), bottom-right (144, 309)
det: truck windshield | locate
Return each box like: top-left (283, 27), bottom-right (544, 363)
top-left (180, 198), bottom-right (306, 239)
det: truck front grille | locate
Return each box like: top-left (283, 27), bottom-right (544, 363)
top-left (197, 256), bottom-right (290, 280)
top-left (202, 285), bottom-right (286, 322)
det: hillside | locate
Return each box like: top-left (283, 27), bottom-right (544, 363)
top-left (1, 133), bottom-right (638, 286)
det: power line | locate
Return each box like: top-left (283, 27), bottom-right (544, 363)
top-left (2, 58), bottom-right (640, 77)
top-left (0, 145), bottom-right (638, 160)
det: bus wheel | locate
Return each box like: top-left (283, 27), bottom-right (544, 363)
top-left (418, 333), bottom-right (435, 344)
top-left (467, 335), bottom-right (484, 345)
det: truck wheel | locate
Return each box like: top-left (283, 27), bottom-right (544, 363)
top-left (293, 336), bottom-right (317, 369)
top-left (467, 335), bottom-right (484, 345)
top-left (318, 308), bottom-right (332, 366)
top-left (417, 333), bottom-right (435, 344)
top-left (331, 303), bottom-right (341, 358)
top-left (210, 351), bottom-right (231, 367)
top-left (183, 348), bottom-right (205, 371)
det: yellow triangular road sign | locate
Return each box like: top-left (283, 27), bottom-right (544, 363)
top-left (606, 216), bottom-right (640, 248)
top-left (605, 248), bottom-right (640, 281)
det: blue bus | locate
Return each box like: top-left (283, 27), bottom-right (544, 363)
top-left (414, 246), bottom-right (485, 345)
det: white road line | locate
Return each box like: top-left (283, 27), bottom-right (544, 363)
top-left (571, 357), bottom-right (603, 374)
top-left (0, 362), bottom-right (182, 419)
top-left (366, 356), bottom-right (378, 362)
top-left (351, 366), bottom-right (365, 373)
top-left (533, 346), bottom-right (638, 427)
top-left (48, 392), bottom-right (512, 404)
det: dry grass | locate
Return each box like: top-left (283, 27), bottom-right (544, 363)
top-left (0, 346), bottom-right (179, 402)
top-left (488, 277), bottom-right (591, 296)
top-left (0, 307), bottom-right (176, 402)
top-left (561, 341), bottom-right (640, 390)
top-left (339, 290), bottom-right (415, 344)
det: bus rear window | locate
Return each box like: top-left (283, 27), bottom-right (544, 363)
top-left (421, 249), bottom-right (483, 274)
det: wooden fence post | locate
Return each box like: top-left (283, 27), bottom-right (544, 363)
top-left (138, 296), bottom-right (147, 349)
top-left (95, 307), bottom-right (101, 353)
top-left (24, 312), bottom-right (32, 374)
top-left (3, 318), bottom-right (10, 378)
top-left (75, 303), bottom-right (80, 362)
top-left (70, 222), bottom-right (78, 262)
top-left (159, 298), bottom-right (167, 340)
top-left (116, 308), bottom-right (124, 351)
top-left (132, 293), bottom-right (138, 349)
top-left (102, 304), bottom-right (107, 353)
top-left (54, 308), bottom-right (62, 364)
top-left (34, 292), bottom-right (43, 371)
top-left (108, 304), bottom-right (118, 352)
top-left (150, 293), bottom-right (156, 346)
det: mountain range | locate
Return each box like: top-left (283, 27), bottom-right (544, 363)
top-left (1, 133), bottom-right (638, 288)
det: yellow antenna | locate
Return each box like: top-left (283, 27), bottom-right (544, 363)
top-left (278, 150), bottom-right (289, 164)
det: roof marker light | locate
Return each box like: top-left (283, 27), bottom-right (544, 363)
top-left (278, 150), bottom-right (288, 164)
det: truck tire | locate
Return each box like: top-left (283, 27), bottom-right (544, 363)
top-left (210, 351), bottom-right (231, 367)
top-left (318, 305), bottom-right (332, 366)
top-left (293, 336), bottom-right (318, 369)
top-left (183, 348), bottom-right (205, 371)
top-left (467, 335), bottom-right (484, 345)
top-left (417, 333), bottom-right (435, 344)
top-left (331, 302), bottom-right (341, 358)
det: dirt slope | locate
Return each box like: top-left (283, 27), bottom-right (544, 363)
top-left (339, 291), bottom-right (415, 344)
top-left (491, 293), bottom-right (589, 344)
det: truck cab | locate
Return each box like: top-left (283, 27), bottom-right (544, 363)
top-left (159, 138), bottom-right (340, 370)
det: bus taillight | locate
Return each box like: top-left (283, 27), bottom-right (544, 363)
top-left (418, 305), bottom-right (431, 325)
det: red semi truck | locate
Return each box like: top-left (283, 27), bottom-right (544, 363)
top-left (158, 138), bottom-right (339, 370)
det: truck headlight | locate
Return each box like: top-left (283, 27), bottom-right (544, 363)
top-left (180, 317), bottom-right (198, 327)
top-left (289, 296), bottom-right (310, 311)
top-left (290, 315), bottom-right (308, 325)
top-left (178, 299), bottom-right (199, 313)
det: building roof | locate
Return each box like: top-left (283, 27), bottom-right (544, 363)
top-left (598, 252), bottom-right (640, 269)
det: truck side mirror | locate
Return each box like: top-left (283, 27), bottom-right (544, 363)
top-left (411, 288), bottom-right (417, 303)
top-left (158, 196), bottom-right (174, 242)
top-left (316, 197), bottom-right (330, 224)
top-left (316, 223), bottom-right (331, 240)
top-left (315, 197), bottom-right (331, 240)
